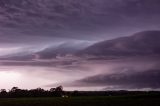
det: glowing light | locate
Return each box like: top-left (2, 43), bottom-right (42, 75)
top-left (0, 71), bottom-right (21, 88)
top-left (0, 71), bottom-right (21, 80)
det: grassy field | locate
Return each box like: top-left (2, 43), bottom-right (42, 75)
top-left (0, 96), bottom-right (160, 106)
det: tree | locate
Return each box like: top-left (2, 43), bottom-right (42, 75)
top-left (10, 87), bottom-right (19, 92)
top-left (55, 86), bottom-right (63, 92)
top-left (54, 86), bottom-right (64, 97)
top-left (0, 89), bottom-right (7, 98)
top-left (50, 88), bottom-right (56, 92)
top-left (0, 86), bottom-right (66, 98)
top-left (0, 89), bottom-right (6, 93)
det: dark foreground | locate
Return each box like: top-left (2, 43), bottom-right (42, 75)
top-left (0, 95), bottom-right (160, 106)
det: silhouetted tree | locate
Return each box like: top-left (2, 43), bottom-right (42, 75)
top-left (0, 89), bottom-right (7, 98)
top-left (55, 86), bottom-right (63, 92)
top-left (0, 89), bottom-right (6, 93)
top-left (50, 88), bottom-right (56, 92)
top-left (54, 86), bottom-right (64, 97)
top-left (10, 87), bottom-right (19, 92)
top-left (1, 86), bottom-right (160, 98)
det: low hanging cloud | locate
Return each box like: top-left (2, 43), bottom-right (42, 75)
top-left (45, 56), bottom-right (160, 90)
top-left (69, 68), bottom-right (160, 90)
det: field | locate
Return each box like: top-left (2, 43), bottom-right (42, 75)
top-left (0, 95), bottom-right (160, 106)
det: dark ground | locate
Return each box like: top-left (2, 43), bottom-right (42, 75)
top-left (0, 95), bottom-right (160, 106)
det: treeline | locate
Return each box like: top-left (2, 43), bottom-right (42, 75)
top-left (0, 86), bottom-right (65, 98)
top-left (1, 86), bottom-right (160, 98)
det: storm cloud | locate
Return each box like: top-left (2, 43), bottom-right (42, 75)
top-left (1, 0), bottom-right (160, 44)
top-left (45, 56), bottom-right (160, 90)
top-left (0, 0), bottom-right (160, 90)
top-left (75, 69), bottom-right (160, 90)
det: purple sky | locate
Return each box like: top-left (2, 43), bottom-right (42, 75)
top-left (0, 0), bottom-right (160, 91)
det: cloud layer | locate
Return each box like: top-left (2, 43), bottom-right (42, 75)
top-left (0, 0), bottom-right (160, 90)
top-left (77, 69), bottom-right (160, 89)
top-left (0, 0), bottom-right (160, 44)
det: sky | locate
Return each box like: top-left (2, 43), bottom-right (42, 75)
top-left (0, 0), bottom-right (160, 91)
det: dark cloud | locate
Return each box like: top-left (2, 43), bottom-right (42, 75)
top-left (0, 0), bottom-right (160, 90)
top-left (79, 31), bottom-right (160, 57)
top-left (0, 0), bottom-right (160, 44)
top-left (45, 56), bottom-right (160, 90)
top-left (72, 68), bottom-right (160, 89)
